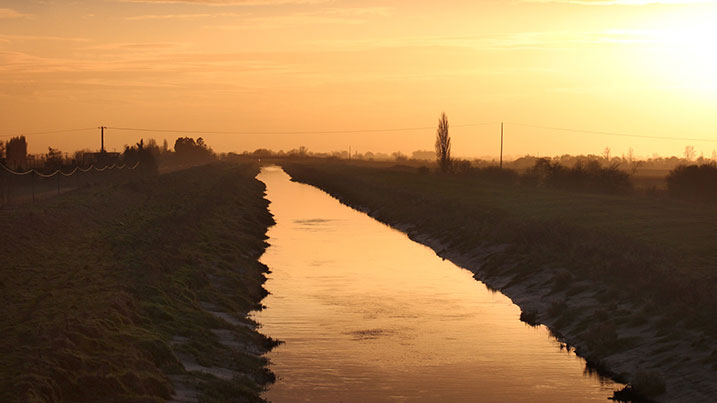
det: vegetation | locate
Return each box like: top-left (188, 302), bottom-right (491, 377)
top-left (666, 163), bottom-right (717, 202)
top-left (123, 139), bottom-right (159, 175)
top-left (5, 136), bottom-right (27, 169)
top-left (171, 137), bottom-right (216, 166)
top-left (523, 158), bottom-right (632, 194)
top-left (0, 161), bottom-right (276, 402)
top-left (434, 113), bottom-right (451, 173)
top-left (282, 159), bottom-right (717, 400)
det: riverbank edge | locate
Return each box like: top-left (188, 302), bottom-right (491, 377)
top-left (0, 162), bottom-right (279, 402)
top-left (282, 163), bottom-right (717, 403)
top-left (159, 162), bottom-right (280, 402)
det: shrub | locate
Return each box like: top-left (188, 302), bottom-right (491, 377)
top-left (524, 158), bottom-right (631, 194)
top-left (666, 163), bottom-right (717, 202)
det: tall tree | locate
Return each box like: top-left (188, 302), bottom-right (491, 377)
top-left (5, 136), bottom-right (27, 169)
top-left (435, 113), bottom-right (451, 173)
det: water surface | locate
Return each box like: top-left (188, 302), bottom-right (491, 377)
top-left (253, 166), bottom-right (619, 402)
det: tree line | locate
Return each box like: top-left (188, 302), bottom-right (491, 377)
top-left (0, 136), bottom-right (217, 174)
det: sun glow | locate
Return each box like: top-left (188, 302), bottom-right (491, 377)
top-left (639, 15), bottom-right (717, 96)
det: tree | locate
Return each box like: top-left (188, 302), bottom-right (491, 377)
top-left (46, 147), bottom-right (63, 171)
top-left (173, 136), bottom-right (215, 164)
top-left (626, 147), bottom-right (642, 174)
top-left (124, 139), bottom-right (158, 174)
top-left (684, 145), bottom-right (696, 162)
top-left (5, 136), bottom-right (27, 169)
top-left (435, 112), bottom-right (451, 173)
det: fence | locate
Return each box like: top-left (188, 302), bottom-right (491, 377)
top-left (0, 161), bottom-right (141, 207)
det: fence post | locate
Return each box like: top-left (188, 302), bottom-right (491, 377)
top-left (57, 173), bottom-right (61, 195)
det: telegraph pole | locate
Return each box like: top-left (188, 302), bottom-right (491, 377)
top-left (98, 126), bottom-right (107, 153)
top-left (500, 122), bottom-right (504, 168)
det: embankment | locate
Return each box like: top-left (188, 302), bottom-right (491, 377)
top-left (283, 160), bottom-right (717, 403)
top-left (0, 162), bottom-right (277, 402)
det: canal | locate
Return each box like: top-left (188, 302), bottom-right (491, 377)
top-left (253, 166), bottom-right (619, 402)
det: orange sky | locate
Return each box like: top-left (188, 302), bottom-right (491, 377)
top-left (1, 0), bottom-right (716, 158)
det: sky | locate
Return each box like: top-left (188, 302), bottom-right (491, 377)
top-left (1, 0), bottom-right (716, 158)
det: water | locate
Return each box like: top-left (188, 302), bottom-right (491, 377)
top-left (253, 166), bottom-right (619, 402)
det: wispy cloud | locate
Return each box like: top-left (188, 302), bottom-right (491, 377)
top-left (523, 0), bottom-right (717, 5)
top-left (126, 12), bottom-right (247, 20)
top-left (120, 0), bottom-right (331, 5)
top-left (0, 8), bottom-right (30, 19)
top-left (0, 34), bottom-right (89, 42)
top-left (311, 30), bottom-right (654, 52)
top-left (207, 6), bottom-right (392, 29)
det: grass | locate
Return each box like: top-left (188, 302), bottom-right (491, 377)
top-left (281, 160), bottom-right (717, 327)
top-left (281, 158), bottom-right (717, 399)
top-left (0, 161), bottom-right (275, 402)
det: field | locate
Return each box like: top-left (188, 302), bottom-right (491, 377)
top-left (283, 159), bottom-right (717, 402)
top-left (0, 161), bottom-right (276, 402)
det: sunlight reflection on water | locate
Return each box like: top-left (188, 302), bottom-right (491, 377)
top-left (251, 165), bottom-right (619, 402)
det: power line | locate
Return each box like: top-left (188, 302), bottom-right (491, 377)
top-left (3, 121), bottom-right (715, 143)
top-left (0, 127), bottom-right (96, 138)
top-left (106, 122), bottom-right (496, 136)
top-left (506, 122), bottom-right (717, 143)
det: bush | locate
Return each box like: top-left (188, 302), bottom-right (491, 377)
top-left (524, 158), bottom-right (631, 194)
top-left (666, 163), bottom-right (717, 202)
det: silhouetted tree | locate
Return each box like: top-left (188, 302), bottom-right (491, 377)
top-left (174, 136), bottom-right (215, 164)
top-left (124, 139), bottom-right (158, 174)
top-left (5, 136), bottom-right (27, 169)
top-left (435, 113), bottom-right (451, 173)
top-left (45, 147), bottom-right (63, 171)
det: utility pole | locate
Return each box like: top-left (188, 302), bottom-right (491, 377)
top-left (500, 122), bottom-right (504, 169)
top-left (349, 146), bottom-right (351, 161)
top-left (98, 126), bottom-right (107, 153)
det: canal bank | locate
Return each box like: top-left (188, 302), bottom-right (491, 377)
top-left (0, 162), bottom-right (277, 402)
top-left (254, 166), bottom-right (621, 402)
top-left (280, 161), bottom-right (717, 403)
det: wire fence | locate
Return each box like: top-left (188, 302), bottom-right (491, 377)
top-left (0, 161), bottom-right (141, 207)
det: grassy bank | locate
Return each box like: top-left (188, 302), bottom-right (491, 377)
top-left (282, 160), bottom-right (717, 402)
top-left (0, 162), bottom-right (276, 402)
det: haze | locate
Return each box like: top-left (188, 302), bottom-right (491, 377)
top-left (1, 0), bottom-right (716, 157)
